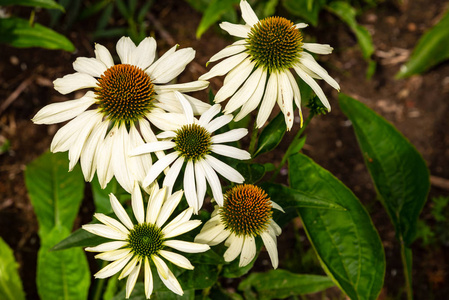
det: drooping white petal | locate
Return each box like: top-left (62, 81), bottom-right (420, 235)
top-left (285, 69), bottom-right (303, 127)
top-left (144, 257), bottom-right (153, 299)
top-left (73, 57), bottom-right (107, 77)
top-left (234, 69), bottom-right (268, 121)
top-left (95, 248), bottom-right (131, 261)
top-left (150, 48), bottom-right (195, 84)
top-left (162, 156), bottom-right (185, 193)
top-left (154, 257), bottom-right (184, 295)
top-left (194, 222), bottom-right (226, 245)
top-left (199, 52), bottom-right (249, 81)
top-left (96, 128), bottom-right (114, 189)
top-left (183, 161), bottom-right (198, 212)
top-left (139, 118), bottom-right (166, 161)
top-left (277, 71), bottom-right (294, 130)
top-left (198, 104), bottom-right (221, 127)
top-left (128, 124), bottom-right (152, 184)
top-left (294, 23), bottom-right (308, 29)
top-left (205, 114), bottom-right (233, 133)
top-left (214, 60), bottom-right (254, 103)
top-left (197, 160), bottom-right (223, 206)
top-left (261, 231), bottom-right (279, 269)
top-left (154, 80), bottom-right (209, 94)
top-left (209, 228), bottom-right (232, 245)
top-left (219, 22), bottom-right (251, 38)
top-left (146, 186), bottom-right (167, 224)
top-left (116, 36), bottom-right (136, 64)
top-left (94, 253), bottom-right (133, 279)
top-left (80, 119), bottom-right (108, 182)
top-left (271, 201), bottom-right (285, 213)
top-left (156, 190), bottom-right (183, 228)
top-left (143, 152), bottom-right (179, 187)
top-left (94, 213), bottom-right (130, 235)
top-left (82, 224), bottom-right (128, 240)
top-left (256, 72), bottom-right (278, 128)
top-left (269, 219), bottom-right (282, 236)
top-left (205, 155), bottom-right (244, 183)
top-left (240, 0), bottom-right (259, 26)
top-left (147, 111), bottom-right (187, 131)
top-left (211, 144), bottom-right (251, 160)
top-left (54, 73), bottom-right (98, 95)
top-left (152, 255), bottom-right (169, 280)
top-left (85, 241), bottom-right (128, 252)
top-left (207, 44), bottom-right (247, 64)
top-left (95, 43), bottom-right (114, 68)
top-left (125, 261), bottom-right (141, 298)
top-left (130, 141), bottom-right (175, 156)
top-left (211, 128), bottom-right (248, 144)
top-left (163, 240), bottom-right (210, 253)
top-left (299, 52), bottom-right (340, 90)
top-left (163, 208), bottom-right (193, 230)
top-left (109, 193), bottom-right (134, 230)
top-left (294, 65), bottom-right (331, 111)
top-left (131, 182), bottom-right (145, 224)
top-left (32, 91), bottom-right (96, 124)
top-left (303, 42), bottom-right (333, 55)
top-left (155, 92), bottom-right (211, 115)
top-left (111, 125), bottom-right (133, 193)
top-left (239, 236), bottom-right (256, 267)
top-left (163, 220), bottom-right (202, 239)
top-left (223, 235), bottom-right (244, 262)
top-left (131, 36), bottom-right (157, 69)
top-left (194, 162), bottom-right (206, 211)
top-left (159, 250), bottom-right (194, 270)
top-left (119, 255), bottom-right (140, 279)
top-left (174, 91), bottom-right (194, 123)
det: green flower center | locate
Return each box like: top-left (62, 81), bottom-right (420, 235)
top-left (246, 16), bottom-right (303, 72)
top-left (174, 124), bottom-right (212, 161)
top-left (95, 64), bottom-right (155, 124)
top-left (220, 184), bottom-right (273, 236)
top-left (127, 223), bottom-right (164, 258)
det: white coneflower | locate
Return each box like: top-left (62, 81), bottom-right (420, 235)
top-left (82, 183), bottom-right (209, 299)
top-left (199, 0), bottom-right (340, 130)
top-left (130, 91), bottom-right (250, 213)
top-left (195, 184), bottom-right (283, 268)
top-left (32, 36), bottom-right (209, 193)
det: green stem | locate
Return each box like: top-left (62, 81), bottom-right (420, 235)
top-left (400, 240), bottom-right (413, 300)
top-left (270, 112), bottom-right (314, 181)
top-left (248, 123), bottom-right (259, 156)
top-left (92, 261), bottom-right (108, 300)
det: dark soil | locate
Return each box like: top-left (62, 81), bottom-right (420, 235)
top-left (1, 0), bottom-right (448, 299)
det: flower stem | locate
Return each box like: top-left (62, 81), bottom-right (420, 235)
top-left (248, 123), bottom-right (259, 156)
top-left (270, 112), bottom-right (314, 181)
top-left (92, 261), bottom-right (108, 300)
top-left (400, 239), bottom-right (413, 300)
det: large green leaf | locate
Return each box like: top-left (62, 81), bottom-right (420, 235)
top-left (339, 94), bottom-right (430, 246)
top-left (0, 0), bottom-right (64, 10)
top-left (0, 237), bottom-right (26, 300)
top-left (254, 111), bottom-right (286, 157)
top-left (196, 0), bottom-right (239, 38)
top-left (0, 17), bottom-right (75, 51)
top-left (25, 151), bottom-right (84, 237)
top-left (239, 269), bottom-right (334, 299)
top-left (282, 0), bottom-right (326, 26)
top-left (51, 226), bottom-right (110, 251)
top-left (289, 153), bottom-right (385, 300)
top-left (37, 226), bottom-right (90, 300)
top-left (396, 8), bottom-right (449, 78)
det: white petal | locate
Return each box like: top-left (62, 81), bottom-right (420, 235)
top-left (197, 160), bottom-right (223, 206)
top-left (162, 156), bottom-right (185, 193)
top-left (294, 65), bottom-right (331, 111)
top-left (73, 57), bottom-right (107, 77)
top-left (209, 227), bottom-right (232, 245)
top-left (95, 43), bottom-right (114, 68)
top-left (156, 190), bottom-right (183, 227)
top-left (211, 144), bottom-right (251, 160)
top-left (131, 183), bottom-right (145, 224)
top-left (207, 44), bottom-right (247, 63)
top-left (174, 91), bottom-right (194, 123)
top-left (144, 257), bottom-right (153, 299)
top-left (54, 73), bottom-right (98, 95)
top-left (116, 36), bottom-right (136, 64)
top-left (211, 128), bottom-right (248, 144)
top-left (239, 236), bottom-right (256, 267)
top-left (143, 152), bottom-right (179, 187)
top-left (285, 69), bottom-right (303, 127)
top-left (240, 0), bottom-right (259, 26)
top-left (131, 37), bottom-right (157, 69)
top-left (256, 72), bottom-right (278, 128)
top-left (109, 193), bottom-right (134, 230)
top-left (261, 231), bottom-right (279, 269)
top-left (96, 128), bottom-right (114, 189)
top-left (111, 125), bottom-right (133, 193)
top-left (95, 248), bottom-right (131, 261)
top-left (234, 70), bottom-right (268, 121)
top-left (125, 261), bottom-right (141, 298)
top-left (152, 255), bottom-right (169, 280)
top-left (94, 253), bottom-right (132, 279)
top-left (198, 104), bottom-right (221, 127)
top-left (194, 162), bottom-right (206, 211)
top-left (184, 161), bottom-right (198, 212)
top-left (271, 201), bottom-right (285, 213)
top-left (85, 241), bottom-right (128, 252)
top-left (80, 119), bottom-right (108, 182)
top-left (159, 250), bottom-right (193, 270)
top-left (156, 92), bottom-right (211, 115)
top-left (199, 52), bottom-right (248, 81)
top-left (119, 255), bottom-right (140, 279)
top-left (146, 186), bottom-right (167, 224)
top-left (294, 23), bottom-right (308, 29)
top-left (82, 224), bottom-right (127, 240)
top-left (150, 48), bottom-right (195, 84)
top-left (163, 220), bottom-right (202, 239)
top-left (154, 80), bottom-right (209, 93)
top-left (195, 222), bottom-right (227, 246)
top-left (219, 22), bottom-right (251, 38)
top-left (94, 213), bottom-right (130, 235)
top-left (139, 118), bottom-right (166, 161)
top-left (277, 71), bottom-right (294, 130)
top-left (32, 91), bottom-right (96, 124)
top-left (205, 155), bottom-right (244, 183)
top-left (269, 219), bottom-right (282, 236)
top-left (204, 114), bottom-right (233, 133)
top-left (130, 141), bottom-right (175, 156)
top-left (154, 257), bottom-right (184, 295)
top-left (214, 60), bottom-right (254, 103)
top-left (299, 52), bottom-right (340, 90)
top-left (163, 240), bottom-right (210, 253)
top-left (128, 125), bottom-right (152, 184)
top-left (157, 130), bottom-right (177, 139)
top-left (147, 111), bottom-right (187, 131)
top-left (303, 42), bottom-right (333, 54)
top-left (223, 235), bottom-right (244, 262)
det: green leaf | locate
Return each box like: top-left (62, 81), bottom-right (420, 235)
top-left (262, 183), bottom-right (346, 211)
top-left (51, 227), bottom-right (110, 251)
top-left (282, 0), bottom-right (326, 26)
top-left (288, 153), bottom-right (385, 300)
top-left (327, 2), bottom-right (374, 61)
top-left (396, 8), bottom-right (449, 78)
top-left (285, 136), bottom-right (306, 157)
top-left (339, 94), bottom-right (430, 246)
top-left (0, 0), bottom-right (64, 10)
top-left (239, 269), bottom-right (334, 299)
top-left (37, 226), bottom-right (90, 300)
top-left (0, 17), bottom-right (74, 51)
top-left (90, 175), bottom-right (118, 214)
top-left (236, 163), bottom-right (265, 184)
top-left (177, 264), bottom-right (218, 290)
top-left (254, 111), bottom-right (286, 157)
top-left (25, 151), bottom-right (85, 237)
top-left (0, 237), bottom-right (26, 300)
top-left (196, 0), bottom-right (239, 38)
